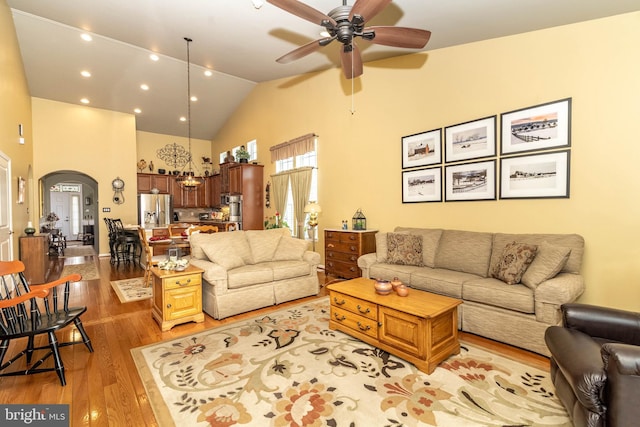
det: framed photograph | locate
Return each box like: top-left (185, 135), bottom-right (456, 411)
top-left (444, 116), bottom-right (496, 163)
top-left (501, 98), bottom-right (571, 155)
top-left (16, 176), bottom-right (25, 204)
top-left (445, 160), bottom-right (496, 202)
top-left (401, 128), bottom-right (441, 169)
top-left (500, 150), bottom-right (570, 199)
top-left (402, 167), bottom-right (442, 203)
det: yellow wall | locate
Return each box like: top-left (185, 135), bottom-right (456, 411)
top-left (136, 130), bottom-right (212, 174)
top-left (213, 12), bottom-right (640, 311)
top-left (31, 98), bottom-right (138, 255)
top-left (0, 0), bottom-right (33, 257)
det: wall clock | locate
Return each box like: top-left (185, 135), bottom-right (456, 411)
top-left (112, 177), bottom-right (125, 204)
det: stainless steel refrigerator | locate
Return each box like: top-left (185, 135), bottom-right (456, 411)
top-left (138, 194), bottom-right (173, 228)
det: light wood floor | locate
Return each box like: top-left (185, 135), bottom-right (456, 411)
top-left (0, 254), bottom-right (550, 426)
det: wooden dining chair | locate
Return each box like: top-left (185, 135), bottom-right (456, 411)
top-left (138, 227), bottom-right (165, 287)
top-left (187, 225), bottom-right (219, 235)
top-left (0, 260), bottom-right (93, 386)
top-left (168, 224), bottom-right (190, 237)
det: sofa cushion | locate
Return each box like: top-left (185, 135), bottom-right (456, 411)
top-left (463, 277), bottom-right (535, 314)
top-left (273, 236), bottom-right (309, 261)
top-left (200, 234), bottom-right (246, 270)
top-left (410, 267), bottom-right (478, 299)
top-left (490, 233), bottom-right (584, 274)
top-left (521, 242), bottom-right (571, 289)
top-left (491, 241), bottom-right (538, 285)
top-left (387, 233), bottom-right (424, 266)
top-left (434, 230), bottom-right (493, 277)
top-left (246, 229), bottom-right (286, 263)
top-left (270, 260), bottom-right (312, 281)
top-left (394, 227), bottom-right (443, 268)
top-left (227, 264), bottom-right (274, 289)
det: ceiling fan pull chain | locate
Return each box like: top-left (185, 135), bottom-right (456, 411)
top-left (350, 42), bottom-right (356, 115)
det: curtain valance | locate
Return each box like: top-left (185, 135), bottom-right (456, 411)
top-left (269, 133), bottom-right (317, 163)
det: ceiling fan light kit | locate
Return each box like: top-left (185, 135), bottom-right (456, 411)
top-left (267, 0), bottom-right (431, 79)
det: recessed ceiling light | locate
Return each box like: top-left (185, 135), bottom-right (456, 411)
top-left (179, 117), bottom-right (186, 122)
top-left (80, 33), bottom-right (92, 42)
top-left (204, 70), bottom-right (213, 77)
top-left (149, 53), bottom-right (159, 61)
top-left (140, 84), bottom-right (149, 91)
top-left (134, 108), bottom-right (142, 114)
top-left (80, 98), bottom-right (90, 104)
top-left (80, 70), bottom-right (91, 78)
top-left (190, 96), bottom-right (198, 102)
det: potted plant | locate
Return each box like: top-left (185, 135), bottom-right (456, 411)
top-left (45, 212), bottom-right (60, 231)
top-left (235, 146), bottom-right (250, 163)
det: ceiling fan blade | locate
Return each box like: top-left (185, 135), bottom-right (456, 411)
top-left (340, 44), bottom-right (363, 79)
top-left (349, 0), bottom-right (392, 23)
top-left (276, 37), bottom-right (334, 63)
top-left (366, 26), bottom-right (431, 49)
top-left (267, 0), bottom-right (336, 27)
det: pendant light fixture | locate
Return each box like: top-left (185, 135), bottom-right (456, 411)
top-left (176, 37), bottom-right (204, 190)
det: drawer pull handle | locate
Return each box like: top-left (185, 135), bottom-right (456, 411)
top-left (166, 303), bottom-right (172, 308)
top-left (356, 305), bottom-right (370, 314)
top-left (176, 278), bottom-right (191, 286)
top-left (350, 246), bottom-right (357, 251)
top-left (327, 243), bottom-right (335, 248)
top-left (333, 313), bottom-right (346, 321)
top-left (357, 322), bottom-right (371, 332)
top-left (333, 297), bottom-right (346, 306)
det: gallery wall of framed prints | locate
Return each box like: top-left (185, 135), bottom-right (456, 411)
top-left (401, 98), bottom-right (571, 203)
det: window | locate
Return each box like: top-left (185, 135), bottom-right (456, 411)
top-left (219, 140), bottom-right (257, 163)
top-left (275, 140), bottom-right (318, 237)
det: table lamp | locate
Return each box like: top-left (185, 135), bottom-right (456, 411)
top-left (304, 201), bottom-right (322, 251)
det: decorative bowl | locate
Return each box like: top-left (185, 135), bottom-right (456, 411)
top-left (157, 259), bottom-right (189, 271)
top-left (374, 279), bottom-right (393, 295)
top-left (157, 169), bottom-right (166, 174)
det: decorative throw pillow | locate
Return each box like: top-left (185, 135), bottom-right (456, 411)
top-left (201, 239), bottom-right (245, 270)
top-left (491, 241), bottom-right (538, 285)
top-left (521, 242), bottom-right (571, 289)
top-left (387, 233), bottom-right (424, 266)
top-left (273, 236), bottom-right (309, 261)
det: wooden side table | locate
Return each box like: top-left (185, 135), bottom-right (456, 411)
top-left (151, 265), bottom-right (205, 331)
top-left (324, 229), bottom-right (377, 279)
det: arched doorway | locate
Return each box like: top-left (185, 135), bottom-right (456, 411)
top-left (40, 171), bottom-right (99, 252)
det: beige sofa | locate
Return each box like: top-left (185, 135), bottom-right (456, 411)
top-left (188, 228), bottom-right (320, 319)
top-left (357, 227), bottom-right (585, 355)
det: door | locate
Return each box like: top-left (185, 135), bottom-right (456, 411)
top-left (0, 151), bottom-right (13, 260)
top-left (50, 191), bottom-right (71, 237)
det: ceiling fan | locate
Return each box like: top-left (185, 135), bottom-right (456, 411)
top-left (267, 0), bottom-right (431, 79)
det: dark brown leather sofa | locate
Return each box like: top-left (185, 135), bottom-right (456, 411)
top-left (545, 303), bottom-right (640, 427)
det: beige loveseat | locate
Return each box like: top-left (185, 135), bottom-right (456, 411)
top-left (357, 227), bottom-right (585, 355)
top-left (188, 228), bottom-right (320, 319)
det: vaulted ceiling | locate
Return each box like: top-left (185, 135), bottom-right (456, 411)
top-left (8, 0), bottom-right (640, 140)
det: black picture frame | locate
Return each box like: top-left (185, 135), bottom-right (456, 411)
top-left (402, 167), bottom-right (442, 203)
top-left (444, 116), bottom-right (496, 163)
top-left (500, 98), bottom-right (571, 155)
top-left (401, 128), bottom-right (442, 169)
top-left (444, 159), bottom-right (496, 202)
top-left (500, 150), bottom-right (570, 199)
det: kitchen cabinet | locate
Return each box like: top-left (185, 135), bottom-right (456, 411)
top-left (211, 174), bottom-right (221, 206)
top-left (180, 177), bottom-right (210, 208)
top-left (137, 173), bottom-right (171, 194)
top-left (324, 229), bottom-right (377, 279)
top-left (229, 163), bottom-right (264, 230)
top-left (219, 163), bottom-right (231, 194)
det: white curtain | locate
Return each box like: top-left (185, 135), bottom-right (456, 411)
top-left (271, 174), bottom-right (289, 221)
top-left (289, 168), bottom-right (313, 238)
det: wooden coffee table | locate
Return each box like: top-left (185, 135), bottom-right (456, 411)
top-left (327, 278), bottom-right (462, 374)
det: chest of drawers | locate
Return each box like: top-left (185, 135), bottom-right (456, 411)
top-left (324, 229), bottom-right (377, 279)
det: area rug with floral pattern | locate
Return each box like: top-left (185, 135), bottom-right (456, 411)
top-left (131, 297), bottom-right (570, 427)
top-left (110, 277), bottom-right (152, 303)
